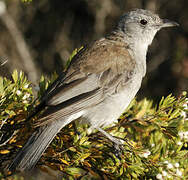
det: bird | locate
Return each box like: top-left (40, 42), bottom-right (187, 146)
top-left (8, 9), bottom-right (178, 172)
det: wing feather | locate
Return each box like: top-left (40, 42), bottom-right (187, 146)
top-left (33, 37), bottom-right (135, 126)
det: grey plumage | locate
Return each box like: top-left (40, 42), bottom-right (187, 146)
top-left (8, 9), bottom-right (178, 172)
top-left (9, 120), bottom-right (69, 171)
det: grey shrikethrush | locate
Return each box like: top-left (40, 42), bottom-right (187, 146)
top-left (9, 9), bottom-right (178, 172)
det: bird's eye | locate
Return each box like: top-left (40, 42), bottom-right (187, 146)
top-left (140, 19), bottom-right (148, 25)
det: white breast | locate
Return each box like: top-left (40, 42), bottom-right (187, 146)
top-left (83, 72), bottom-right (143, 128)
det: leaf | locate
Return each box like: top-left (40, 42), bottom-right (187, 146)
top-left (79, 136), bottom-right (89, 145)
top-left (65, 47), bottom-right (83, 69)
top-left (69, 147), bottom-right (77, 152)
top-left (60, 158), bottom-right (70, 165)
top-left (0, 77), bottom-right (4, 96)
top-left (65, 167), bottom-right (85, 176)
top-left (12, 70), bottom-right (18, 83)
top-left (0, 150), bottom-right (10, 154)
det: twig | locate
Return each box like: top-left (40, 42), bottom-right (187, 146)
top-left (0, 130), bottom-right (17, 147)
top-left (0, 56), bottom-right (8, 66)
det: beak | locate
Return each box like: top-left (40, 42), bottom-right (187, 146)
top-left (161, 19), bottom-right (179, 28)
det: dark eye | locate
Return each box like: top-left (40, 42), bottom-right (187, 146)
top-left (140, 19), bottom-right (147, 25)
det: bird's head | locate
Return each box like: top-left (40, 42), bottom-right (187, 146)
top-left (117, 9), bottom-right (179, 45)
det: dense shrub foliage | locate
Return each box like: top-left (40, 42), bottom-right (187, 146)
top-left (0, 69), bottom-right (187, 179)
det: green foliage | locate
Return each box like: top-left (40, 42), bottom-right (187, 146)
top-left (65, 46), bottom-right (84, 69)
top-left (0, 66), bottom-right (187, 179)
top-left (37, 72), bottom-right (58, 99)
top-left (21, 0), bottom-right (32, 3)
top-left (0, 70), bottom-right (33, 119)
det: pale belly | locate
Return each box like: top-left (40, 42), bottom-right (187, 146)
top-left (83, 73), bottom-right (143, 128)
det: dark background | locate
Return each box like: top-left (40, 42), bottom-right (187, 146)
top-left (0, 0), bottom-right (187, 102)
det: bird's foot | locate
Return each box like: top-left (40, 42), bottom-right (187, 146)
top-left (109, 136), bottom-right (125, 157)
top-left (96, 127), bottom-right (125, 156)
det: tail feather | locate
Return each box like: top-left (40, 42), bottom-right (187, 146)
top-left (9, 119), bottom-right (70, 172)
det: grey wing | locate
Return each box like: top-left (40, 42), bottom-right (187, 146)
top-left (34, 38), bottom-right (135, 126)
top-left (34, 73), bottom-right (103, 126)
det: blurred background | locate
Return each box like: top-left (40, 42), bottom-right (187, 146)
top-left (0, 0), bottom-right (187, 103)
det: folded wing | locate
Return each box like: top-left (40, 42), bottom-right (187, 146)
top-left (34, 37), bottom-right (135, 126)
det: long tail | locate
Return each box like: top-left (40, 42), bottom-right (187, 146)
top-left (8, 119), bottom-right (71, 172)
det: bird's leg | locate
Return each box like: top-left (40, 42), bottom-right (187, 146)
top-left (73, 122), bottom-right (81, 136)
top-left (96, 127), bottom-right (124, 155)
